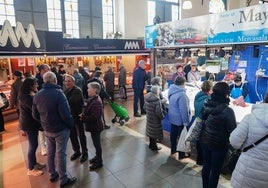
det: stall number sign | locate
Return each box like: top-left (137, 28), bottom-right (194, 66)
top-left (0, 20), bottom-right (40, 48)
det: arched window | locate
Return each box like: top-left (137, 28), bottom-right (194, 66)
top-left (47, 0), bottom-right (62, 32)
top-left (209, 0), bottom-right (226, 14)
top-left (0, 0), bottom-right (16, 26)
top-left (102, 0), bottom-right (114, 38)
top-left (65, 0), bottom-right (79, 38)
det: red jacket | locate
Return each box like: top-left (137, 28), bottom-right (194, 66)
top-left (81, 95), bottom-right (104, 132)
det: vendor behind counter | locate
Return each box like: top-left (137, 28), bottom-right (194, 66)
top-left (230, 74), bottom-right (250, 103)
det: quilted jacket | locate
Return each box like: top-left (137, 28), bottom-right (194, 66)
top-left (230, 103), bottom-right (268, 188)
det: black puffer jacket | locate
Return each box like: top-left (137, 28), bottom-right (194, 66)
top-left (200, 99), bottom-right (237, 149)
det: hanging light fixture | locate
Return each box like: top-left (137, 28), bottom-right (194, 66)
top-left (182, 0), bottom-right (192, 10)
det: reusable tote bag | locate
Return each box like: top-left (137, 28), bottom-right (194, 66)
top-left (177, 125), bottom-right (191, 152)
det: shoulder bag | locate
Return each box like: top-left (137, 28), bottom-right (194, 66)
top-left (226, 133), bottom-right (268, 173)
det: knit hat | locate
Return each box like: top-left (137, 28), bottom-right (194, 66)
top-left (211, 82), bottom-right (230, 104)
top-left (13, 70), bottom-right (22, 77)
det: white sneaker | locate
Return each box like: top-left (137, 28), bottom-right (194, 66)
top-left (34, 163), bottom-right (46, 170)
top-left (41, 148), bottom-right (47, 156)
top-left (27, 169), bottom-right (43, 176)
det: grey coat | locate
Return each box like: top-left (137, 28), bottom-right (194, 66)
top-left (144, 92), bottom-right (164, 140)
top-left (230, 103), bottom-right (268, 188)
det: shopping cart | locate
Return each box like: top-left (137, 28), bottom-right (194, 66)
top-left (109, 100), bottom-right (130, 126)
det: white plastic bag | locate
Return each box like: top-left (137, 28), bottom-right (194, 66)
top-left (177, 126), bottom-right (191, 152)
top-left (0, 95), bottom-right (4, 108)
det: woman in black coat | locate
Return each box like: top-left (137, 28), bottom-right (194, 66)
top-left (19, 77), bottom-right (45, 176)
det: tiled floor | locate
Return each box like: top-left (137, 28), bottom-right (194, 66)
top-left (0, 97), bottom-right (232, 188)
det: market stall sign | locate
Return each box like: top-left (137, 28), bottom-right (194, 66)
top-left (0, 20), bottom-right (45, 52)
top-left (63, 39), bottom-right (146, 52)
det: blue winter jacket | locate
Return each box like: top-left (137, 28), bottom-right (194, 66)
top-left (132, 67), bottom-right (147, 90)
top-left (168, 84), bottom-right (190, 126)
top-left (32, 83), bottom-right (74, 133)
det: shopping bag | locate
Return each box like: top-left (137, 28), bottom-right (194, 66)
top-left (176, 126), bottom-right (191, 152)
top-left (185, 120), bottom-right (203, 142)
top-left (0, 92), bottom-right (9, 109)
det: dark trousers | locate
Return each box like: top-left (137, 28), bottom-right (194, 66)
top-left (25, 130), bottom-right (39, 170)
top-left (90, 131), bottom-right (102, 165)
top-left (107, 91), bottom-right (114, 101)
top-left (70, 120), bottom-right (88, 155)
top-left (0, 110), bottom-right (4, 132)
top-left (196, 141), bottom-right (203, 165)
top-left (170, 124), bottom-right (187, 157)
top-left (149, 137), bottom-right (157, 149)
top-left (120, 85), bottom-right (127, 98)
top-left (201, 143), bottom-right (228, 188)
top-left (133, 88), bottom-right (145, 114)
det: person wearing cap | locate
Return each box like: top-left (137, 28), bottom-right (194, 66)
top-left (230, 74), bottom-right (250, 103)
top-left (132, 60), bottom-right (148, 117)
top-left (172, 64), bottom-right (185, 83)
top-left (187, 60), bottom-right (201, 83)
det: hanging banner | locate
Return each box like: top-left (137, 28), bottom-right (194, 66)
top-left (18, 58), bottom-right (26, 67)
top-left (145, 4), bottom-right (268, 48)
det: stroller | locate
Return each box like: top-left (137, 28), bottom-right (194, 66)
top-left (109, 100), bottom-right (130, 126)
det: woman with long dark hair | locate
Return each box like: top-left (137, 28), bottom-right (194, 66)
top-left (19, 77), bottom-right (45, 176)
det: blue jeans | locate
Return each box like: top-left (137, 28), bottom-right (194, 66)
top-left (201, 143), bottom-right (228, 188)
top-left (133, 88), bottom-right (145, 114)
top-left (45, 129), bottom-right (70, 185)
top-left (90, 131), bottom-right (103, 165)
top-left (170, 124), bottom-right (188, 157)
top-left (25, 130), bottom-right (39, 170)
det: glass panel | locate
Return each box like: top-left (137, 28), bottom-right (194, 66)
top-left (54, 0), bottom-right (61, 9)
top-left (72, 2), bottom-right (78, 11)
top-left (0, 4), bottom-right (5, 13)
top-left (0, 15), bottom-right (6, 24)
top-left (47, 9), bottom-right (54, 18)
top-left (65, 11), bottom-right (72, 20)
top-left (73, 30), bottom-right (79, 38)
top-left (6, 5), bottom-right (14, 15)
top-left (72, 12), bottom-right (78, 20)
top-left (5, 0), bottom-right (14, 5)
top-left (172, 5), bottom-right (178, 21)
top-left (65, 2), bottom-right (71, 11)
top-left (47, 0), bottom-right (53, 9)
top-left (55, 10), bottom-right (61, 19)
top-left (72, 21), bottom-right (78, 29)
top-left (66, 20), bottom-right (72, 29)
top-left (48, 20), bottom-right (55, 29)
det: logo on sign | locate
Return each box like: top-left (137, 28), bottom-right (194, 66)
top-left (124, 41), bottom-right (140, 50)
top-left (0, 20), bottom-right (40, 48)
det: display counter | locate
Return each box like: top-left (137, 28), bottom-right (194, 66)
top-left (162, 83), bottom-right (252, 124)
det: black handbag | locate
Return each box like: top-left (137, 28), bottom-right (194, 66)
top-left (0, 92), bottom-right (9, 109)
top-left (224, 133), bottom-right (268, 174)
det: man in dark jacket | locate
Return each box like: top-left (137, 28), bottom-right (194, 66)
top-left (9, 70), bottom-right (23, 115)
top-left (104, 66), bottom-right (115, 101)
top-left (32, 71), bottom-right (77, 187)
top-left (119, 63), bottom-right (127, 99)
top-left (132, 60), bottom-right (147, 117)
top-left (63, 74), bottom-right (88, 163)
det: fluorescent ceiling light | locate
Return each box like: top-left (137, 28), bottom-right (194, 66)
top-left (182, 1), bottom-right (192, 9)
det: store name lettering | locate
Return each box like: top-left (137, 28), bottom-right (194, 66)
top-left (0, 20), bottom-right (40, 48)
top-left (239, 9), bottom-right (268, 25)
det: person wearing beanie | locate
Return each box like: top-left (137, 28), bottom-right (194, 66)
top-left (199, 82), bottom-right (237, 188)
top-left (230, 74), bottom-right (250, 103)
top-left (168, 76), bottom-right (191, 159)
top-left (132, 60), bottom-right (148, 117)
top-left (144, 85), bottom-right (165, 151)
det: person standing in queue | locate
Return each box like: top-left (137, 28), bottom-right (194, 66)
top-left (32, 71), bottom-right (77, 187)
top-left (132, 60), bottom-right (148, 117)
top-left (63, 74), bottom-right (88, 163)
top-left (200, 82), bottom-right (237, 188)
top-left (80, 82), bottom-right (105, 170)
top-left (168, 76), bottom-right (191, 159)
top-left (118, 63), bottom-right (127, 100)
top-left (103, 66), bottom-right (115, 101)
